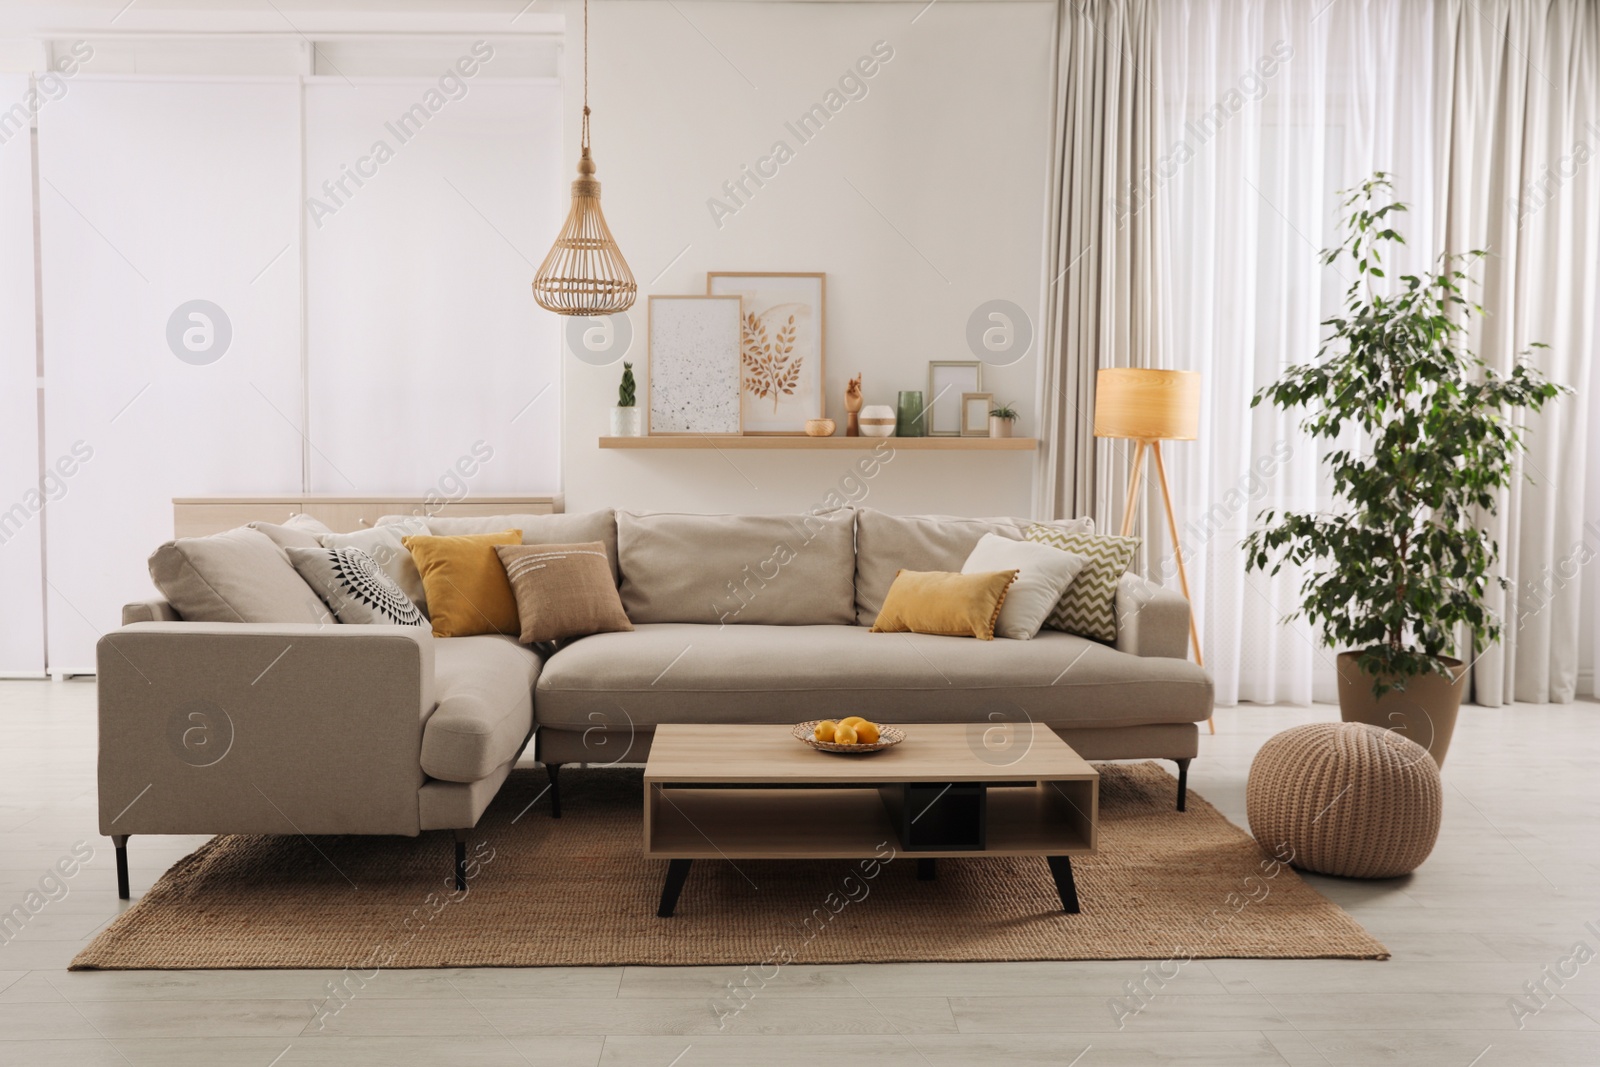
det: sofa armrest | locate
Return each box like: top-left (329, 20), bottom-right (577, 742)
top-left (1114, 574), bottom-right (1191, 659)
top-left (122, 599), bottom-right (180, 625)
top-left (97, 622), bottom-right (436, 838)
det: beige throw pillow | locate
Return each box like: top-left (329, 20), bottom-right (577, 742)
top-left (1024, 525), bottom-right (1139, 641)
top-left (149, 527), bottom-right (328, 624)
top-left (495, 542), bottom-right (634, 645)
top-left (248, 513), bottom-right (333, 554)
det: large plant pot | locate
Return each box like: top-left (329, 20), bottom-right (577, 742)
top-left (1335, 651), bottom-right (1467, 768)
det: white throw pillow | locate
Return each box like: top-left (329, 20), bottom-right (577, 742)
top-left (319, 518), bottom-right (430, 614)
top-left (960, 532), bottom-right (1089, 640)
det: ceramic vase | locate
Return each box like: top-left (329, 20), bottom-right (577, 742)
top-left (859, 404), bottom-right (897, 438)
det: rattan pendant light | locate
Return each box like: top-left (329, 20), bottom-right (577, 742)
top-left (532, 0), bottom-right (636, 315)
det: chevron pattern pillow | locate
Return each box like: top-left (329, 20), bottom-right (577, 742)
top-left (1024, 524), bottom-right (1139, 641)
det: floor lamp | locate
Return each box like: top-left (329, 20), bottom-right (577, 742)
top-left (1094, 368), bottom-right (1212, 731)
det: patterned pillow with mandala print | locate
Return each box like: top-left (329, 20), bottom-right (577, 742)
top-left (286, 546), bottom-right (425, 627)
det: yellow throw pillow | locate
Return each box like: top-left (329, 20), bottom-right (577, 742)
top-left (869, 569), bottom-right (1019, 641)
top-left (402, 530), bottom-right (522, 638)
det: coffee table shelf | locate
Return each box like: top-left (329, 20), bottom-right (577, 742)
top-left (645, 783), bottom-right (1094, 860)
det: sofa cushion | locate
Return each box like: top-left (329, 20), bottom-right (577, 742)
top-left (423, 635), bottom-right (541, 783)
top-left (961, 532), bottom-right (1090, 640)
top-left (853, 510), bottom-right (1094, 624)
top-left (496, 542), bottom-right (633, 644)
top-left (286, 546), bottom-right (426, 627)
top-left (536, 622), bottom-right (1213, 731)
top-left (1026, 525), bottom-right (1140, 642)
top-left (383, 511), bottom-right (619, 583)
top-left (869, 569), bottom-right (1019, 640)
top-left (617, 510), bottom-right (856, 625)
top-left (249, 513), bottom-right (332, 554)
top-left (404, 531), bottom-right (521, 639)
top-left (148, 527), bottom-right (328, 624)
top-left (321, 518), bottom-right (430, 614)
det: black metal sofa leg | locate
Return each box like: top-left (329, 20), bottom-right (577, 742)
top-left (112, 834), bottom-right (130, 899)
top-left (454, 829), bottom-right (469, 891)
top-left (1175, 758), bottom-right (1190, 812)
top-left (546, 762), bottom-right (563, 819)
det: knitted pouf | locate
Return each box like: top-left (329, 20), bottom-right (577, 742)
top-left (1246, 722), bottom-right (1442, 879)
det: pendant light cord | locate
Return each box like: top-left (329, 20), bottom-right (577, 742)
top-left (581, 0), bottom-right (591, 153)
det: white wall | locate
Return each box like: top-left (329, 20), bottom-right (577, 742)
top-left (303, 76), bottom-right (563, 497)
top-left (559, 1), bottom-right (1056, 517)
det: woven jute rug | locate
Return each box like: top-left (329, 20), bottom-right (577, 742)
top-left (72, 763), bottom-right (1387, 969)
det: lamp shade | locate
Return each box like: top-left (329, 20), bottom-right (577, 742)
top-left (1093, 368), bottom-right (1200, 440)
top-left (532, 148), bottom-right (637, 316)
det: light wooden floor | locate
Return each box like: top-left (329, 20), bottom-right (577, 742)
top-left (2, 679), bottom-right (1598, 1066)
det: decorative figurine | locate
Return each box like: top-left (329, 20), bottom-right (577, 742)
top-left (844, 374), bottom-right (864, 437)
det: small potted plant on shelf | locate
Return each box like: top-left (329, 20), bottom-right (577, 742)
top-left (1243, 173), bottom-right (1564, 768)
top-left (611, 361), bottom-right (642, 437)
top-left (989, 401), bottom-right (1019, 439)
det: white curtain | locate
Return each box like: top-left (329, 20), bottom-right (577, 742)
top-left (0, 74), bottom-right (45, 676)
top-left (1153, 0), bottom-right (1441, 705)
top-left (29, 67), bottom-right (565, 672)
top-left (1151, 0), bottom-right (1598, 706)
top-left (1436, 0), bottom-right (1600, 705)
top-left (39, 78), bottom-right (306, 674)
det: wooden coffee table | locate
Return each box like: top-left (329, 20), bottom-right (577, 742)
top-left (643, 722), bottom-right (1098, 917)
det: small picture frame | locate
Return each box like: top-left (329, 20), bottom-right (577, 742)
top-left (647, 296), bottom-right (743, 436)
top-left (927, 361), bottom-right (982, 435)
top-left (960, 392), bottom-right (993, 437)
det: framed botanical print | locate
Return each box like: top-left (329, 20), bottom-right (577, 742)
top-left (647, 296), bottom-right (743, 435)
top-left (927, 361), bottom-right (983, 435)
top-left (706, 272), bottom-right (826, 435)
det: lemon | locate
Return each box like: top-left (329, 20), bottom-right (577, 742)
top-left (855, 721), bottom-right (881, 744)
top-left (840, 716), bottom-right (868, 728)
top-left (834, 723), bottom-right (859, 745)
top-left (814, 720), bottom-right (838, 742)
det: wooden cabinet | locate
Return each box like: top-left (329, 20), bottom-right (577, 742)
top-left (173, 496), bottom-right (564, 538)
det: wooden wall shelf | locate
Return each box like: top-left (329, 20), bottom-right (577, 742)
top-left (599, 436), bottom-right (1038, 451)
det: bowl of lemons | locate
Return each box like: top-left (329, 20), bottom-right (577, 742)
top-left (793, 717), bottom-right (905, 754)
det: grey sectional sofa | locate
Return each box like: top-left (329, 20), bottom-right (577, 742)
top-left (98, 507), bottom-right (1212, 897)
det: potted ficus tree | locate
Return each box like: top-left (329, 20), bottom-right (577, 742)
top-left (611, 361), bottom-right (643, 437)
top-left (1244, 174), bottom-right (1564, 768)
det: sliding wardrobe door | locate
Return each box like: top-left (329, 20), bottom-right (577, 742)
top-left (38, 78), bottom-right (303, 672)
top-left (0, 75), bottom-right (45, 675)
top-left (303, 79), bottom-right (562, 497)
